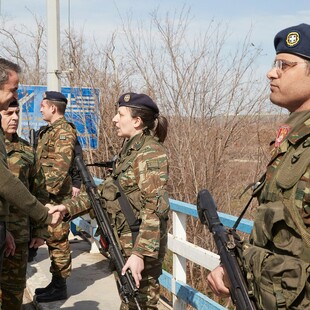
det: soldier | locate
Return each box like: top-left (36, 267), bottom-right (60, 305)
top-left (52, 92), bottom-right (170, 309)
top-left (0, 58), bottom-right (62, 306)
top-left (34, 91), bottom-right (77, 303)
top-left (207, 24), bottom-right (310, 309)
top-left (27, 133), bottom-right (82, 263)
top-left (0, 100), bottom-right (49, 310)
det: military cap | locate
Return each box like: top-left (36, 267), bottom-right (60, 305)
top-left (118, 92), bottom-right (159, 114)
top-left (8, 99), bottom-right (19, 108)
top-left (43, 91), bottom-right (67, 104)
top-left (274, 23), bottom-right (310, 60)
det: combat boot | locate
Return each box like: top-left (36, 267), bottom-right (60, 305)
top-left (34, 277), bottom-right (55, 295)
top-left (35, 276), bottom-right (67, 302)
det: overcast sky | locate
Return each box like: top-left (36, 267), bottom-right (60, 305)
top-left (1, 0), bottom-right (310, 77)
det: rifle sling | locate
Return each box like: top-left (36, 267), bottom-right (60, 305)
top-left (114, 179), bottom-right (140, 245)
top-left (233, 174), bottom-right (266, 230)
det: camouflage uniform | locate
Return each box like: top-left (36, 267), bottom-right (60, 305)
top-left (0, 133), bottom-right (49, 310)
top-left (242, 111), bottom-right (310, 309)
top-left (37, 117), bottom-right (77, 279)
top-left (0, 123), bottom-right (53, 309)
top-left (64, 131), bottom-right (170, 310)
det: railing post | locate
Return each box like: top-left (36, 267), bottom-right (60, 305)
top-left (172, 211), bottom-right (187, 310)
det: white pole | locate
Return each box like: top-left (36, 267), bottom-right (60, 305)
top-left (47, 0), bottom-right (61, 91)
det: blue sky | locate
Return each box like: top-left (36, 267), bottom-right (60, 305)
top-left (1, 0), bottom-right (310, 77)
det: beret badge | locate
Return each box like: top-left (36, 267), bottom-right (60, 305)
top-left (286, 31), bottom-right (300, 47)
top-left (124, 94), bottom-right (131, 102)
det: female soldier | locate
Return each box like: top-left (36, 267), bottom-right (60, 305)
top-left (111, 92), bottom-right (169, 309)
top-left (56, 92), bottom-right (170, 309)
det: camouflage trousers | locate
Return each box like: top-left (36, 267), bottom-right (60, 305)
top-left (118, 257), bottom-right (162, 310)
top-left (0, 242), bottom-right (28, 310)
top-left (47, 221), bottom-right (71, 278)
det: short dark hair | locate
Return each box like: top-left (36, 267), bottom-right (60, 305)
top-left (0, 58), bottom-right (21, 86)
top-left (45, 100), bottom-right (67, 115)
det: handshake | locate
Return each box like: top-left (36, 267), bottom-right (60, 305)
top-left (45, 203), bottom-right (68, 226)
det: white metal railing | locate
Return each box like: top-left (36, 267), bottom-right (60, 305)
top-left (70, 186), bottom-right (253, 309)
top-left (160, 199), bottom-right (253, 309)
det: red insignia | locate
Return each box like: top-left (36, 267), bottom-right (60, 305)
top-left (275, 124), bottom-right (290, 147)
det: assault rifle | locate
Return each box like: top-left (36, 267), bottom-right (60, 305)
top-left (29, 128), bottom-right (37, 149)
top-left (197, 189), bottom-right (257, 310)
top-left (75, 156), bottom-right (141, 310)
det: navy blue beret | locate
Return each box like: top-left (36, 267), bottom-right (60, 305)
top-left (43, 91), bottom-right (67, 104)
top-left (118, 92), bottom-right (159, 114)
top-left (8, 99), bottom-right (19, 108)
top-left (274, 23), bottom-right (310, 60)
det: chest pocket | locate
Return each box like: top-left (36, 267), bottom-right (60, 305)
top-left (117, 160), bottom-right (136, 189)
top-left (276, 138), bottom-right (310, 191)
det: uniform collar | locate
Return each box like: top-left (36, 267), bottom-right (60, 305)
top-left (50, 116), bottom-right (66, 128)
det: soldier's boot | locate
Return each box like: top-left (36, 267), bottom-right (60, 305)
top-left (34, 277), bottom-right (55, 295)
top-left (35, 276), bottom-right (67, 302)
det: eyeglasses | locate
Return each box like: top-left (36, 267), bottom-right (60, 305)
top-left (272, 59), bottom-right (306, 72)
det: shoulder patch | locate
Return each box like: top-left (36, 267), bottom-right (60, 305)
top-left (146, 159), bottom-right (160, 170)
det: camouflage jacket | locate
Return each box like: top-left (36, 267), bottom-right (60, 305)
top-left (251, 110), bottom-right (310, 260)
top-left (0, 125), bottom-right (52, 224)
top-left (37, 117), bottom-right (77, 203)
top-left (64, 131), bottom-right (170, 259)
top-left (0, 126), bottom-right (9, 220)
top-left (112, 132), bottom-right (170, 259)
top-left (5, 134), bottom-right (49, 243)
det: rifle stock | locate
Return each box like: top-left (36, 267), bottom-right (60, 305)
top-left (75, 156), bottom-right (141, 309)
top-left (197, 189), bottom-right (257, 310)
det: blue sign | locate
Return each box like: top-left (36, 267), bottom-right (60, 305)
top-left (18, 85), bottom-right (100, 149)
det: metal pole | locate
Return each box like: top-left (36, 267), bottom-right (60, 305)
top-left (47, 0), bottom-right (61, 91)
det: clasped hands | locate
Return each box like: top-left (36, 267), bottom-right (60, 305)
top-left (45, 203), bottom-right (68, 226)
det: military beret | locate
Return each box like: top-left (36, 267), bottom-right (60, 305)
top-left (43, 91), bottom-right (68, 104)
top-left (118, 92), bottom-right (159, 114)
top-left (8, 99), bottom-right (19, 108)
top-left (274, 23), bottom-right (310, 60)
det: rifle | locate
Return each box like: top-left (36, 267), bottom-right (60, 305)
top-left (197, 189), bottom-right (257, 310)
top-left (75, 156), bottom-right (141, 309)
top-left (29, 128), bottom-right (36, 149)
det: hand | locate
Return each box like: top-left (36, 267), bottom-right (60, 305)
top-left (72, 187), bottom-right (81, 198)
top-left (46, 204), bottom-right (67, 216)
top-left (207, 265), bottom-right (230, 297)
top-left (29, 237), bottom-right (45, 249)
top-left (48, 210), bottom-right (63, 226)
top-left (121, 254), bottom-right (144, 288)
top-left (4, 230), bottom-right (16, 257)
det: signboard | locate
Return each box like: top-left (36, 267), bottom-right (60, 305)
top-left (18, 85), bottom-right (100, 149)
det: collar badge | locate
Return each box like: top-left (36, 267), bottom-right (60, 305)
top-left (275, 124), bottom-right (290, 147)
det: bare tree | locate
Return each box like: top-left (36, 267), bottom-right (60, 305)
top-left (0, 7), bottom-right (286, 305)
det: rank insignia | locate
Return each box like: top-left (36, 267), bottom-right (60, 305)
top-left (275, 124), bottom-right (290, 147)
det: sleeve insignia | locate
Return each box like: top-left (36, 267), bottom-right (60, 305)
top-left (146, 160), bottom-right (160, 170)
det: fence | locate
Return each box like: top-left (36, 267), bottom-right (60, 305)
top-left (70, 182), bottom-right (253, 310)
